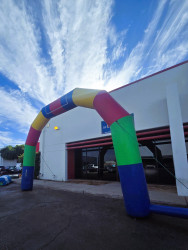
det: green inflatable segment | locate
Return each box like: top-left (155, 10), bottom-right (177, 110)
top-left (110, 115), bottom-right (142, 166)
top-left (23, 144), bottom-right (36, 167)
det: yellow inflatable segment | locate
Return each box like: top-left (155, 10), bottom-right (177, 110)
top-left (72, 88), bottom-right (101, 109)
top-left (31, 111), bottom-right (49, 131)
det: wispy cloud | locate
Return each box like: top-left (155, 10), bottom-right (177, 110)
top-left (0, 0), bottom-right (187, 145)
top-left (0, 0), bottom-right (57, 104)
top-left (0, 0), bottom-right (187, 100)
top-left (142, 0), bottom-right (188, 75)
top-left (0, 0), bottom-right (116, 100)
top-left (106, 0), bottom-right (188, 89)
top-left (0, 87), bottom-right (38, 146)
top-left (0, 87), bottom-right (38, 132)
top-left (0, 130), bottom-right (25, 148)
top-left (41, 0), bottom-right (115, 92)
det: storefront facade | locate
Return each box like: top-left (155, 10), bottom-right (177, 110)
top-left (39, 61), bottom-right (188, 195)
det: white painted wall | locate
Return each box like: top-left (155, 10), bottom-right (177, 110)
top-left (39, 62), bottom-right (188, 187)
top-left (0, 153), bottom-right (17, 167)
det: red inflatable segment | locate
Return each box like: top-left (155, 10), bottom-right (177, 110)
top-left (25, 126), bottom-right (41, 146)
top-left (93, 91), bottom-right (129, 126)
top-left (49, 97), bottom-right (67, 116)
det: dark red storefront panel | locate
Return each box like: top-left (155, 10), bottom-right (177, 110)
top-left (68, 150), bottom-right (75, 179)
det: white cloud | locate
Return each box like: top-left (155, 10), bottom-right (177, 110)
top-left (0, 0), bottom-right (117, 101)
top-left (0, 0), bottom-right (187, 99)
top-left (0, 0), bottom-right (57, 104)
top-left (0, 88), bottom-right (38, 133)
top-left (0, 131), bottom-right (24, 148)
top-left (106, 0), bottom-right (188, 89)
top-left (110, 30), bottom-right (127, 62)
top-left (148, 0), bottom-right (188, 71)
top-left (0, 0), bottom-right (187, 146)
top-left (41, 0), bottom-right (114, 93)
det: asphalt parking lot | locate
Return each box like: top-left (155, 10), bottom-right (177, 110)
top-left (0, 181), bottom-right (188, 250)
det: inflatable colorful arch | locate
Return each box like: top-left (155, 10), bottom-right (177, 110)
top-left (22, 88), bottom-right (188, 218)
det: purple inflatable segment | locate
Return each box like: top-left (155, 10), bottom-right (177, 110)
top-left (26, 126), bottom-right (41, 146)
top-left (49, 98), bottom-right (66, 116)
top-left (93, 91), bottom-right (129, 126)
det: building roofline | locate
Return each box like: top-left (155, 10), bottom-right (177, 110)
top-left (110, 60), bottom-right (188, 93)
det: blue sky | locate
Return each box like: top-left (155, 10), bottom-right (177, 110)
top-left (0, 0), bottom-right (188, 147)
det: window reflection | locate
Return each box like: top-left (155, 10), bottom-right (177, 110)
top-left (75, 146), bottom-right (118, 181)
top-left (74, 137), bottom-right (186, 185)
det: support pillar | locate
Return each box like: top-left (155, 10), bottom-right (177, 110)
top-left (166, 83), bottom-right (188, 196)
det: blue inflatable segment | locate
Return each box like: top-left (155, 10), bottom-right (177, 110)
top-left (118, 163), bottom-right (150, 217)
top-left (150, 204), bottom-right (188, 218)
top-left (41, 105), bottom-right (54, 119)
top-left (21, 166), bottom-right (34, 191)
top-left (0, 175), bottom-right (12, 186)
top-left (60, 90), bottom-right (76, 111)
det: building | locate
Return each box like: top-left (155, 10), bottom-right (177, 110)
top-left (39, 61), bottom-right (188, 196)
top-left (0, 152), bottom-right (17, 167)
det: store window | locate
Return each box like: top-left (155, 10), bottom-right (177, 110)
top-left (75, 146), bottom-right (118, 181)
top-left (82, 147), bottom-right (99, 180)
top-left (74, 136), bottom-right (187, 185)
top-left (139, 139), bottom-right (176, 185)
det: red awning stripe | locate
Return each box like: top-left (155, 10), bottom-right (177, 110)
top-left (67, 136), bottom-right (112, 147)
top-left (66, 131), bottom-right (188, 150)
top-left (67, 141), bottom-right (113, 150)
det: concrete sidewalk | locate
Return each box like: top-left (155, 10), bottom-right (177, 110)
top-left (14, 178), bottom-right (188, 207)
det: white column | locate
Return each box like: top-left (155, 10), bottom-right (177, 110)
top-left (39, 127), bottom-right (46, 179)
top-left (166, 83), bottom-right (188, 196)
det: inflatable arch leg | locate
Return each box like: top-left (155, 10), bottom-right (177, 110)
top-left (21, 88), bottom-right (188, 219)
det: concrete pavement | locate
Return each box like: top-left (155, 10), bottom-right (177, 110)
top-left (14, 178), bottom-right (188, 207)
top-left (1, 181), bottom-right (188, 250)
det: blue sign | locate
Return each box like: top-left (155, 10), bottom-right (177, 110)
top-left (101, 121), bottom-right (111, 134)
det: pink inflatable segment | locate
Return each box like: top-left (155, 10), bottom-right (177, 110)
top-left (26, 126), bottom-right (41, 146)
top-left (49, 98), bottom-right (66, 116)
top-left (93, 91), bottom-right (129, 126)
